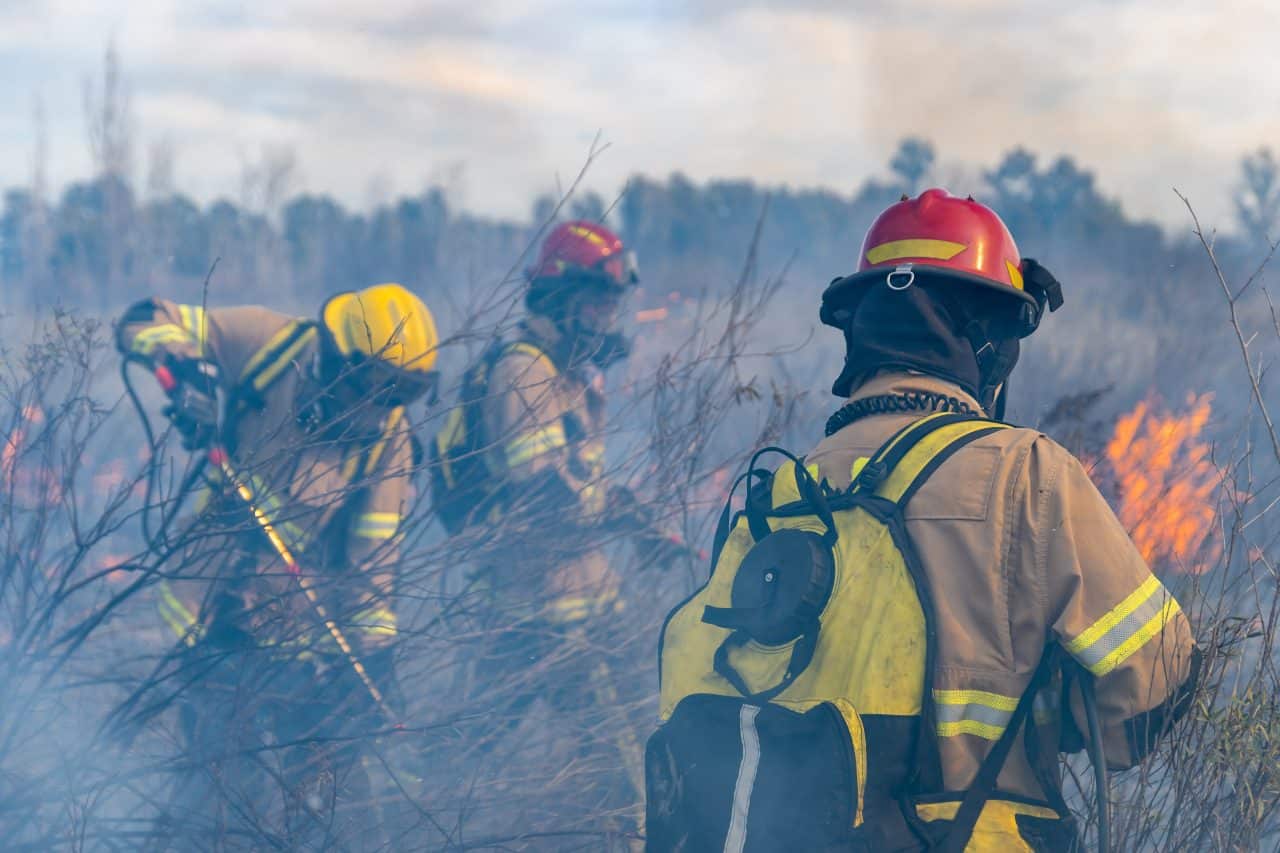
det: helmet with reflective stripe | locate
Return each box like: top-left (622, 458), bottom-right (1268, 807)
top-left (821, 189), bottom-right (1042, 334)
top-left (528, 220), bottom-right (638, 293)
top-left (321, 283), bottom-right (439, 376)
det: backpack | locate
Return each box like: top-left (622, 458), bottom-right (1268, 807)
top-left (647, 412), bottom-right (1065, 852)
top-left (429, 340), bottom-right (554, 535)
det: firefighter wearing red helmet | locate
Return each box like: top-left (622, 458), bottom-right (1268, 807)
top-left (433, 221), bottom-right (664, 768)
top-left (649, 190), bottom-right (1199, 851)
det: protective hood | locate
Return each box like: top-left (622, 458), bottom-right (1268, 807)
top-left (830, 278), bottom-right (1020, 406)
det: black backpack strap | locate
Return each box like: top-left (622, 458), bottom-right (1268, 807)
top-left (235, 319), bottom-right (317, 408)
top-left (846, 414), bottom-right (1013, 822)
top-left (221, 319), bottom-right (317, 453)
top-left (851, 412), bottom-right (976, 494)
top-left (939, 648), bottom-right (1059, 853)
top-left (341, 406), bottom-right (407, 483)
top-left (891, 422), bottom-right (1009, 508)
top-left (464, 338), bottom-right (552, 463)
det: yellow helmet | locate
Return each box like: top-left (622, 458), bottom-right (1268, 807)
top-left (321, 283), bottom-right (439, 375)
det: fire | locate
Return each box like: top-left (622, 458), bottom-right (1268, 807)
top-left (635, 307), bottom-right (669, 324)
top-left (1104, 393), bottom-right (1219, 573)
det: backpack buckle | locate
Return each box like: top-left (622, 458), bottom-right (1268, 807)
top-left (855, 459), bottom-right (889, 491)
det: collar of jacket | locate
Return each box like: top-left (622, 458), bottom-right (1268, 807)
top-left (522, 313), bottom-right (591, 376)
top-left (846, 371), bottom-right (988, 417)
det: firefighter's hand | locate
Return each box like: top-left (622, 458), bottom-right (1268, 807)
top-left (160, 358), bottom-right (220, 450)
top-left (633, 530), bottom-right (682, 571)
top-left (606, 485), bottom-right (653, 532)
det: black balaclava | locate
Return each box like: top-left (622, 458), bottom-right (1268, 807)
top-left (830, 276), bottom-right (1021, 412)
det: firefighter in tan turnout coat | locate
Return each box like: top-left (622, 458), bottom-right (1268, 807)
top-left (432, 221), bottom-right (667, 743)
top-left (117, 283), bottom-right (438, 845)
top-left (649, 190), bottom-right (1199, 852)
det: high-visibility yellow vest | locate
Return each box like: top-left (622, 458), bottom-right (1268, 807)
top-left (648, 413), bottom-right (1070, 852)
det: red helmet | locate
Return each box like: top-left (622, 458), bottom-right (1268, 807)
top-left (528, 220), bottom-right (638, 290)
top-left (821, 189), bottom-right (1048, 333)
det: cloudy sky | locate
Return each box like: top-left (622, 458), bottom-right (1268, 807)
top-left (0, 0), bottom-right (1275, 231)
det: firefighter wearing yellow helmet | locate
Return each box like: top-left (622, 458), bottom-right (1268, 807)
top-left (115, 282), bottom-right (437, 846)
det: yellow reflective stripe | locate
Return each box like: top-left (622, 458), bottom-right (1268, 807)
top-left (254, 327), bottom-right (316, 392)
top-left (352, 606), bottom-right (398, 638)
top-left (156, 580), bottom-right (201, 646)
top-left (865, 238), bottom-right (967, 265)
top-left (546, 591), bottom-right (618, 624)
top-left (933, 687), bottom-right (1020, 740)
top-left (238, 321), bottom-right (300, 382)
top-left (434, 408), bottom-right (467, 488)
top-left (1065, 575), bottom-right (1161, 656)
top-left (354, 512), bottom-right (401, 540)
top-left (507, 341), bottom-right (558, 378)
top-left (934, 688), bottom-right (1019, 711)
top-left (364, 407), bottom-right (403, 474)
top-left (504, 423), bottom-right (567, 468)
top-left (1091, 598), bottom-right (1182, 676)
top-left (340, 453), bottom-right (361, 482)
top-left (132, 324), bottom-right (193, 355)
top-left (176, 304), bottom-right (209, 356)
top-left (936, 720), bottom-right (1007, 740)
top-left (1065, 575), bottom-right (1181, 675)
top-left (237, 321), bottom-right (317, 391)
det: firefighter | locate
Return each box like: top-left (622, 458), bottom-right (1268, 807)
top-left (117, 283), bottom-right (438, 847)
top-left (648, 190), bottom-right (1200, 851)
top-left (431, 221), bottom-right (665, 764)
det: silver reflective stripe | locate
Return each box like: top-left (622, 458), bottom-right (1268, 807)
top-left (724, 705), bottom-right (762, 853)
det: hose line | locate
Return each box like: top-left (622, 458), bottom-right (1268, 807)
top-left (1079, 669), bottom-right (1110, 853)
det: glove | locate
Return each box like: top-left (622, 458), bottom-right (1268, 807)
top-left (160, 357), bottom-right (220, 451)
top-left (633, 530), bottom-right (693, 572)
top-left (608, 487), bottom-right (702, 571)
top-left (606, 485), bottom-right (653, 533)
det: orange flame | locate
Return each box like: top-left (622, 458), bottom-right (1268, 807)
top-left (1105, 393), bottom-right (1219, 573)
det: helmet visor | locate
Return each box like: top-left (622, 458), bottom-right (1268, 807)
top-left (599, 250), bottom-right (639, 287)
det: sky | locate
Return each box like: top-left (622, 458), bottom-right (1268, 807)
top-left (0, 0), bottom-right (1276, 232)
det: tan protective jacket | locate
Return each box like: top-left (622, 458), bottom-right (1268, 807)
top-left (477, 315), bottom-right (617, 623)
top-left (117, 298), bottom-right (414, 650)
top-left (805, 372), bottom-right (1197, 802)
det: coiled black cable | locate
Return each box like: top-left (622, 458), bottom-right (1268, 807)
top-left (824, 391), bottom-right (978, 437)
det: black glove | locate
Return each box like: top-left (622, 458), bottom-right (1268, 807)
top-left (608, 487), bottom-right (699, 571)
top-left (161, 358), bottom-right (220, 451)
top-left (633, 529), bottom-right (692, 571)
top-left (606, 486), bottom-right (654, 532)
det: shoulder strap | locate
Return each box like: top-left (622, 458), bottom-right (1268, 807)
top-left (939, 648), bottom-right (1058, 853)
top-left (877, 419), bottom-right (1011, 508)
top-left (452, 338), bottom-right (553, 469)
top-left (504, 340), bottom-right (558, 377)
top-left (844, 413), bottom-right (1016, 824)
top-left (855, 409), bottom-right (993, 491)
top-left (220, 319), bottom-right (317, 453)
top-left (235, 319), bottom-right (318, 407)
top-left (341, 406), bottom-right (407, 482)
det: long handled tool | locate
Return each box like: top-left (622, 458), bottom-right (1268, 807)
top-left (154, 364), bottom-right (398, 726)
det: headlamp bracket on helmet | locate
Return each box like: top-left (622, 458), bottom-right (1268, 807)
top-left (1018, 257), bottom-right (1065, 335)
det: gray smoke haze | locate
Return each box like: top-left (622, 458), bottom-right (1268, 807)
top-left (0, 1), bottom-right (1277, 230)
